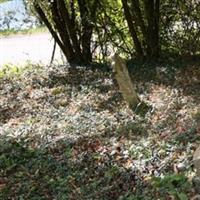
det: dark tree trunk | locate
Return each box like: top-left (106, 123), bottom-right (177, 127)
top-left (57, 0), bottom-right (83, 62)
top-left (33, 0), bottom-right (98, 65)
top-left (144, 0), bottom-right (160, 58)
top-left (131, 0), bottom-right (147, 41)
top-left (121, 0), bottom-right (144, 58)
top-left (33, 3), bottom-right (64, 53)
top-left (78, 0), bottom-right (92, 63)
top-left (121, 0), bottom-right (160, 59)
top-left (154, 0), bottom-right (160, 57)
top-left (49, 0), bottom-right (76, 63)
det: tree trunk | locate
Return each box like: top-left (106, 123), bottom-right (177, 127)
top-left (50, 1), bottom-right (76, 63)
top-left (121, 0), bottom-right (160, 59)
top-left (33, 0), bottom-right (98, 65)
top-left (77, 0), bottom-right (98, 64)
top-left (57, 0), bottom-right (83, 62)
top-left (131, 0), bottom-right (147, 41)
top-left (144, 0), bottom-right (160, 58)
top-left (122, 0), bottom-right (144, 58)
top-left (33, 3), bottom-right (65, 57)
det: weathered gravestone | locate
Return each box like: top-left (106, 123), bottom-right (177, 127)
top-left (111, 53), bottom-right (140, 109)
top-left (193, 111), bottom-right (200, 177)
top-left (193, 146), bottom-right (200, 177)
top-left (192, 146), bottom-right (200, 194)
top-left (111, 53), bottom-right (150, 116)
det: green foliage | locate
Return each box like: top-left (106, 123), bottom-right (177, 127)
top-left (21, 0), bottom-right (200, 62)
top-left (0, 26), bottom-right (47, 37)
top-left (0, 0), bottom-right (10, 3)
top-left (105, 165), bottom-right (120, 179)
top-left (0, 63), bottom-right (35, 79)
top-left (134, 101), bottom-right (152, 117)
top-left (1, 61), bottom-right (200, 199)
top-left (152, 174), bottom-right (191, 199)
top-left (160, 0), bottom-right (200, 56)
top-left (51, 86), bottom-right (65, 96)
top-left (94, 0), bottom-right (133, 62)
top-left (0, 138), bottom-right (72, 200)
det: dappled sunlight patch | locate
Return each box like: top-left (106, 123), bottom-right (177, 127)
top-left (1, 63), bottom-right (200, 199)
top-left (146, 82), bottom-right (198, 142)
top-left (175, 65), bottom-right (200, 97)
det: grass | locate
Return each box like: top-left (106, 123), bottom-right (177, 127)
top-left (0, 0), bottom-right (10, 3)
top-left (0, 26), bottom-right (47, 37)
top-left (0, 63), bottom-right (38, 78)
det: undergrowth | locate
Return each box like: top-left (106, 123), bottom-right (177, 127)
top-left (0, 60), bottom-right (200, 199)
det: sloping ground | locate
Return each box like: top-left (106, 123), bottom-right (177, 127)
top-left (0, 62), bottom-right (200, 199)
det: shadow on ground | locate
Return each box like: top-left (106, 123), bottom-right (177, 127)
top-left (0, 135), bottom-right (153, 200)
top-left (1, 57), bottom-right (200, 199)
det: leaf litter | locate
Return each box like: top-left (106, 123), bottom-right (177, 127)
top-left (0, 63), bottom-right (200, 199)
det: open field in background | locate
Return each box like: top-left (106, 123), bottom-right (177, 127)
top-left (0, 0), bottom-right (10, 3)
top-left (0, 31), bottom-right (64, 67)
top-left (0, 26), bottom-right (47, 37)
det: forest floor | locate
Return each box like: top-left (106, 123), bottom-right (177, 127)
top-left (0, 59), bottom-right (200, 199)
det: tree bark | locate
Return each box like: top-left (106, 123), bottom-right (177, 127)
top-left (154, 0), bottom-right (160, 57)
top-left (121, 0), bottom-right (144, 58)
top-left (78, 0), bottom-right (93, 63)
top-left (121, 0), bottom-right (160, 59)
top-left (131, 0), bottom-right (147, 41)
top-left (49, 0), bottom-right (76, 63)
top-left (33, 3), bottom-right (65, 55)
top-left (144, 0), bottom-right (160, 58)
top-left (33, 0), bottom-right (99, 65)
top-left (57, 0), bottom-right (82, 61)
